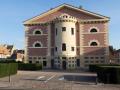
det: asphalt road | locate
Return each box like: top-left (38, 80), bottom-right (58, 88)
top-left (0, 70), bottom-right (119, 90)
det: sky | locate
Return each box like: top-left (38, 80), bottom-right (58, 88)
top-left (0, 0), bottom-right (120, 49)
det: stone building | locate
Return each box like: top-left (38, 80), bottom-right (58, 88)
top-left (24, 4), bottom-right (109, 69)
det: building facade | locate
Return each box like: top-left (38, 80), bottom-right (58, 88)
top-left (24, 4), bottom-right (110, 69)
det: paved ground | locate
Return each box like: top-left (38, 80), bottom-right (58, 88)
top-left (0, 70), bottom-right (120, 90)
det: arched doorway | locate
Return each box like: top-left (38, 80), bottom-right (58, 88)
top-left (62, 61), bottom-right (66, 70)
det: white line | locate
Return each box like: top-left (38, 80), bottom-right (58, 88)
top-left (36, 76), bottom-right (45, 80)
top-left (44, 75), bottom-right (56, 83)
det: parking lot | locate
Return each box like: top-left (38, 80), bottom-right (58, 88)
top-left (0, 70), bottom-right (120, 90)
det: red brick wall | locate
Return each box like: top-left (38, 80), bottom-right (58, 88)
top-left (27, 25), bottom-right (48, 56)
top-left (28, 36), bottom-right (48, 47)
top-left (83, 47), bottom-right (106, 55)
top-left (28, 48), bottom-right (48, 56)
top-left (82, 23), bottom-right (107, 56)
top-left (83, 23), bottom-right (106, 33)
top-left (83, 34), bottom-right (106, 46)
top-left (28, 25), bottom-right (48, 34)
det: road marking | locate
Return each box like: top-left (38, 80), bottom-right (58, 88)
top-left (36, 76), bottom-right (45, 80)
top-left (44, 75), bottom-right (56, 83)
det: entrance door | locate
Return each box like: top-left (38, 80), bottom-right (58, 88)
top-left (43, 61), bottom-right (47, 67)
top-left (76, 59), bottom-right (80, 67)
top-left (62, 61), bottom-right (66, 70)
top-left (51, 59), bottom-right (54, 69)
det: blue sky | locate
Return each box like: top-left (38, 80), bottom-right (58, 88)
top-left (0, 0), bottom-right (120, 49)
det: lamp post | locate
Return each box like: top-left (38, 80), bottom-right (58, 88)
top-left (8, 62), bottom-right (11, 82)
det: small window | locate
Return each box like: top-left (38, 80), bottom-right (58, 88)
top-left (56, 28), bottom-right (57, 35)
top-left (62, 43), bottom-right (66, 51)
top-left (85, 60), bottom-right (89, 63)
top-left (62, 27), bottom-right (66, 31)
top-left (33, 57), bottom-right (37, 59)
top-left (101, 57), bottom-right (105, 59)
top-left (71, 28), bottom-right (74, 35)
top-left (29, 57), bottom-right (32, 60)
top-left (96, 61), bottom-right (99, 63)
top-left (90, 57), bottom-right (94, 59)
top-left (62, 57), bottom-right (66, 59)
top-left (84, 57), bottom-right (89, 59)
top-left (71, 47), bottom-right (74, 51)
top-left (90, 42), bottom-right (98, 46)
top-left (43, 57), bottom-right (46, 59)
top-left (29, 61), bottom-right (32, 63)
top-left (38, 57), bottom-right (41, 59)
top-left (90, 28), bottom-right (97, 33)
top-left (34, 30), bottom-right (42, 35)
top-left (34, 43), bottom-right (41, 47)
top-left (36, 61), bottom-right (39, 63)
top-left (95, 57), bottom-right (99, 59)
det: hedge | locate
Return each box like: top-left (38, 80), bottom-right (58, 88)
top-left (18, 63), bottom-right (42, 71)
top-left (89, 64), bottom-right (120, 72)
top-left (0, 63), bottom-right (18, 78)
top-left (97, 66), bottom-right (120, 84)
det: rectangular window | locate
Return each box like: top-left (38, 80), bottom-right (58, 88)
top-left (56, 28), bottom-right (57, 35)
top-left (36, 61), bottom-right (39, 63)
top-left (71, 47), bottom-right (74, 51)
top-left (62, 27), bottom-right (66, 31)
top-left (90, 57), bottom-right (94, 59)
top-left (62, 57), bottom-right (66, 59)
top-left (62, 43), bottom-right (66, 51)
top-left (38, 57), bottom-right (41, 59)
top-left (33, 57), bottom-right (37, 60)
top-left (29, 57), bottom-right (32, 60)
top-left (71, 28), bottom-right (74, 35)
top-left (85, 57), bottom-right (89, 59)
top-left (95, 57), bottom-right (99, 59)
top-left (101, 57), bottom-right (105, 59)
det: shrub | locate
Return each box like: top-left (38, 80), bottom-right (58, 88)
top-left (18, 63), bottom-right (42, 71)
top-left (89, 64), bottom-right (120, 72)
top-left (97, 66), bottom-right (120, 84)
top-left (0, 63), bottom-right (18, 78)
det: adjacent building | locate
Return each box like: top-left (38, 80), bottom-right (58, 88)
top-left (0, 44), bottom-right (15, 59)
top-left (11, 49), bottom-right (25, 62)
top-left (24, 4), bottom-right (110, 69)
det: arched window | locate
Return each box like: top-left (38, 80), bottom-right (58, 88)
top-left (33, 30), bottom-right (42, 35)
top-left (90, 42), bottom-right (98, 46)
top-left (90, 28), bottom-right (97, 33)
top-left (33, 41), bottom-right (42, 47)
top-left (35, 43), bottom-right (41, 47)
top-left (35, 30), bottom-right (41, 34)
